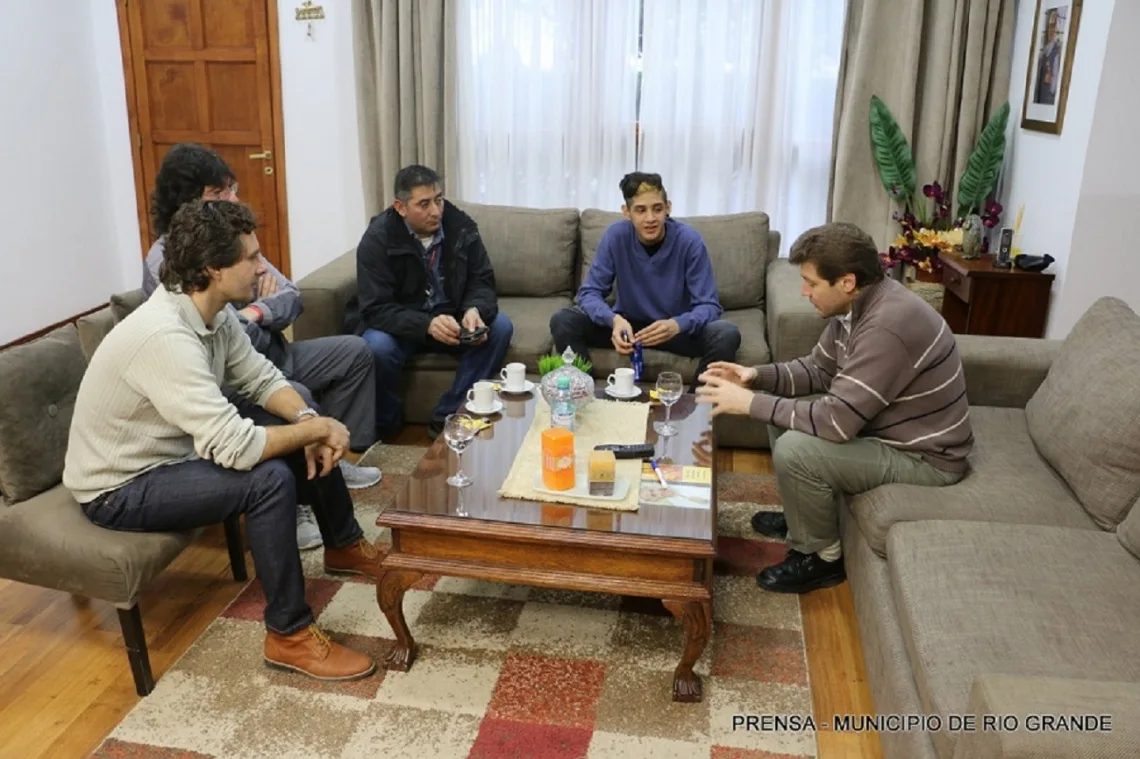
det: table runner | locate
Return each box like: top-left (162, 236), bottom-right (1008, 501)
top-left (498, 397), bottom-right (650, 512)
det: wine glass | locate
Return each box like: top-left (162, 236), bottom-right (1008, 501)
top-left (443, 413), bottom-right (475, 488)
top-left (653, 371), bottom-right (683, 437)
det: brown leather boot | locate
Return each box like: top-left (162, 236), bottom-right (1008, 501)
top-left (324, 538), bottom-right (383, 581)
top-left (264, 625), bottom-right (375, 681)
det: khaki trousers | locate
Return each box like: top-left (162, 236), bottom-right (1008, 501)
top-left (768, 427), bottom-right (963, 555)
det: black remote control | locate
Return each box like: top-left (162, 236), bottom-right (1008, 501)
top-left (593, 443), bottom-right (656, 459)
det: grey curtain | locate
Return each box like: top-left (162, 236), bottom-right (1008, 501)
top-left (828, 0), bottom-right (1015, 249)
top-left (353, 0), bottom-right (458, 216)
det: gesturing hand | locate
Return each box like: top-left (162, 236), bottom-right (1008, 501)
top-left (700, 361), bottom-right (757, 388)
top-left (429, 314), bottom-right (462, 346)
top-left (695, 374), bottom-right (756, 417)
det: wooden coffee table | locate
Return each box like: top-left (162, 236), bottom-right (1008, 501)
top-left (375, 391), bottom-right (718, 702)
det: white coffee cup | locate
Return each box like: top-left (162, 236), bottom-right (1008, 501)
top-left (500, 362), bottom-right (527, 391)
top-left (466, 380), bottom-right (496, 412)
top-left (607, 367), bottom-right (635, 395)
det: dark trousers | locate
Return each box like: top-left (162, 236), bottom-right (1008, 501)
top-left (361, 311), bottom-right (514, 432)
top-left (82, 399), bottom-right (364, 635)
top-left (549, 306), bottom-right (741, 386)
top-left (287, 336), bottom-right (378, 453)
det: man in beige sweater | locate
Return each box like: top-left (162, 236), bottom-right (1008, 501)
top-left (64, 200), bottom-right (381, 681)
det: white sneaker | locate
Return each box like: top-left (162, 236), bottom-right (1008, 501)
top-left (296, 504), bottom-right (323, 550)
top-left (339, 460), bottom-right (382, 489)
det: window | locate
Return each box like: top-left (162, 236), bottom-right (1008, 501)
top-left (456, 0), bottom-right (844, 244)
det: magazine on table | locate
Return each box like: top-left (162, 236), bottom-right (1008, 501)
top-left (638, 462), bottom-right (712, 510)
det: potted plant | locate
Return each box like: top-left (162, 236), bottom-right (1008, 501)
top-left (869, 96), bottom-right (1009, 299)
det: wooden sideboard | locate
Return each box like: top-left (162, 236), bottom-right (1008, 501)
top-left (938, 251), bottom-right (1055, 338)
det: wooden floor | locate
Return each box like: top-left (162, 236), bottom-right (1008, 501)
top-left (0, 429), bottom-right (882, 759)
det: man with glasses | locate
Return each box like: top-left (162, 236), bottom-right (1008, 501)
top-left (141, 143), bottom-right (381, 551)
top-left (346, 164), bottom-right (512, 441)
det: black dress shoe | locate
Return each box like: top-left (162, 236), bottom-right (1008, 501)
top-left (751, 511), bottom-right (788, 540)
top-left (757, 550), bottom-right (846, 594)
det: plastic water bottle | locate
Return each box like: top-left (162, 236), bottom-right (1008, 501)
top-left (632, 341), bottom-right (645, 382)
top-left (551, 375), bottom-right (576, 430)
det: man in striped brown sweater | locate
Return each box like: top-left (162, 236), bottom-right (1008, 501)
top-left (697, 223), bottom-right (972, 594)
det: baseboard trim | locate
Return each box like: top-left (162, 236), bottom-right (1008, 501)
top-left (1, 303), bottom-right (109, 351)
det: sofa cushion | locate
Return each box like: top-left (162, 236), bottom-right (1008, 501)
top-left (453, 201), bottom-right (579, 298)
top-left (578, 209), bottom-right (771, 310)
top-left (499, 296), bottom-right (566, 368)
top-left (76, 307), bottom-right (115, 361)
top-left (849, 406), bottom-right (1095, 557)
top-left (110, 289), bottom-right (146, 323)
top-left (0, 485), bottom-right (193, 604)
top-left (1026, 297), bottom-right (1140, 529)
top-left (0, 325), bottom-right (87, 503)
top-left (1119, 495), bottom-right (1140, 560)
top-left (887, 520), bottom-right (1140, 759)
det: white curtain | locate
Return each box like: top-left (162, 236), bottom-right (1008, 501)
top-left (455, 0), bottom-right (642, 209)
top-left (455, 0), bottom-right (845, 246)
top-left (638, 0), bottom-right (844, 244)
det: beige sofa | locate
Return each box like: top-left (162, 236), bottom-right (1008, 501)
top-left (0, 317), bottom-right (247, 697)
top-left (294, 201), bottom-right (823, 449)
top-left (843, 296), bottom-right (1140, 759)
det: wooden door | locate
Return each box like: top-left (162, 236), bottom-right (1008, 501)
top-left (118, 0), bottom-right (290, 274)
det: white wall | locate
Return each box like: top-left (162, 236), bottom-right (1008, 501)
top-left (0, 3), bottom-right (139, 345)
top-left (1001, 0), bottom-right (1116, 337)
top-left (1050, 0), bottom-right (1140, 333)
top-left (0, 2), bottom-right (367, 345)
top-left (276, 0), bottom-right (367, 280)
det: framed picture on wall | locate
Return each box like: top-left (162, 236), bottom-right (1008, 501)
top-left (1021, 0), bottom-right (1082, 134)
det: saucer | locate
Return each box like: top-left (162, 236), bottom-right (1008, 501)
top-left (496, 380), bottom-right (535, 395)
top-left (604, 385), bottom-right (642, 400)
top-left (465, 399), bottom-right (504, 415)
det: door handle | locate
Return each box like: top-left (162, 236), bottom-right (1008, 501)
top-left (249, 150), bottom-right (272, 160)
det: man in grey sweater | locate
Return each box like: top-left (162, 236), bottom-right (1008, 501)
top-left (141, 143), bottom-right (380, 550)
top-left (697, 222), bottom-right (972, 594)
top-left (66, 200), bottom-right (382, 681)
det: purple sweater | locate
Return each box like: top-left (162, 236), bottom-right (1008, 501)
top-left (577, 218), bottom-right (723, 334)
top-left (749, 278), bottom-right (973, 473)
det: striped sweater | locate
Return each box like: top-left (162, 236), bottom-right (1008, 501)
top-left (749, 278), bottom-right (973, 473)
top-left (63, 285), bottom-right (292, 503)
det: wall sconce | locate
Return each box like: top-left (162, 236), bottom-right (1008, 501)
top-left (295, 1), bottom-right (326, 40)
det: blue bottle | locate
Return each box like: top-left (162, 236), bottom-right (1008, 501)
top-left (632, 341), bottom-right (645, 382)
top-left (551, 375), bottom-right (576, 430)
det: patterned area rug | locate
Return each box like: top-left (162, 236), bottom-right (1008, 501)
top-left (91, 446), bottom-right (816, 759)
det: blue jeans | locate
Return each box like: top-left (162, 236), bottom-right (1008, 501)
top-left (361, 311), bottom-right (514, 432)
top-left (81, 399), bottom-right (364, 635)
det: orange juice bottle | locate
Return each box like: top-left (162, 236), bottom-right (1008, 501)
top-left (541, 427), bottom-right (576, 491)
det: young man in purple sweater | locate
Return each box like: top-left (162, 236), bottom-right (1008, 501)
top-left (550, 173), bottom-right (740, 383)
top-left (697, 223), bottom-right (973, 594)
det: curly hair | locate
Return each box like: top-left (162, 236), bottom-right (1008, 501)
top-left (151, 143), bottom-right (236, 235)
top-left (160, 200), bottom-right (258, 294)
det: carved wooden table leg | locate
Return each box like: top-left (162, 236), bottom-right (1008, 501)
top-left (376, 568), bottom-right (423, 671)
top-left (662, 598), bottom-right (712, 703)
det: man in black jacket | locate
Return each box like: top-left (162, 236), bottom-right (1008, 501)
top-left (346, 165), bottom-right (513, 439)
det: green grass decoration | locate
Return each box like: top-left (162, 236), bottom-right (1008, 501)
top-left (537, 352), bottom-right (592, 376)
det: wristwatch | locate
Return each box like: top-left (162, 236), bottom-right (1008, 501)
top-left (292, 408), bottom-right (319, 423)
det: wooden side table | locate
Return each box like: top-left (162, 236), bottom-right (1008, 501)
top-left (938, 251), bottom-right (1055, 338)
